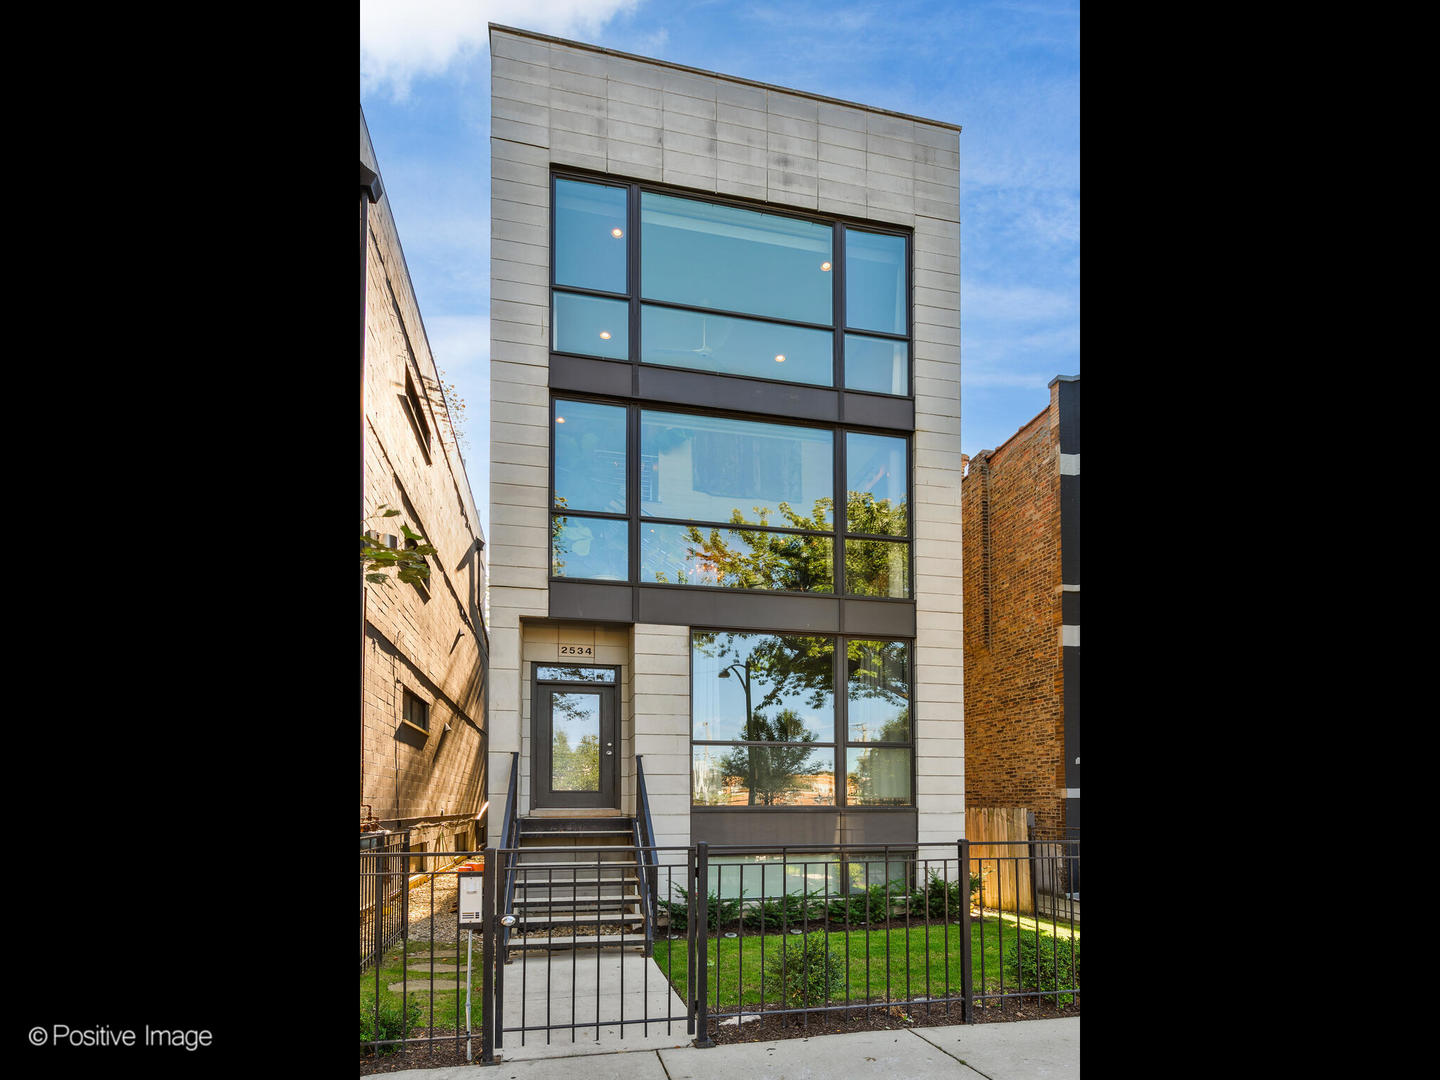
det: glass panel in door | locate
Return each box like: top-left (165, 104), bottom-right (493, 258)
top-left (550, 691), bottom-right (602, 792)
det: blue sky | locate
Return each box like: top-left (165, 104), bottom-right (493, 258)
top-left (360, 0), bottom-right (1079, 540)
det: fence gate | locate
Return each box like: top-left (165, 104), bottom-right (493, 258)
top-left (478, 841), bottom-right (698, 1062)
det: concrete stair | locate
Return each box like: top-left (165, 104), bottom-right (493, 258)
top-left (505, 817), bottom-right (649, 952)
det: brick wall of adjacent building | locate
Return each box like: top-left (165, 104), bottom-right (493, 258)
top-left (960, 386), bottom-right (1065, 837)
top-left (362, 110), bottom-right (489, 861)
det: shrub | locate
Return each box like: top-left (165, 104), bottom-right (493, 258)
top-left (824, 879), bottom-right (905, 924)
top-left (746, 892), bottom-right (824, 931)
top-left (763, 931), bottom-right (847, 1009)
top-left (910, 871), bottom-right (963, 919)
top-left (657, 886), bottom-right (741, 932)
top-left (1005, 932), bottom-right (1080, 1007)
top-left (360, 996), bottom-right (423, 1053)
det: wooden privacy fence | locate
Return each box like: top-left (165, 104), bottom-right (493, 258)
top-left (966, 807), bottom-right (1034, 916)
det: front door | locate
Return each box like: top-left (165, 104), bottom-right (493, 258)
top-left (532, 665), bottom-right (619, 808)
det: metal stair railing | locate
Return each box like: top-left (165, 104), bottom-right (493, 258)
top-left (635, 755), bottom-right (661, 949)
top-left (498, 751), bottom-right (520, 956)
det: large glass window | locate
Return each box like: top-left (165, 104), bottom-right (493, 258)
top-left (844, 334), bottom-right (908, 395)
top-left (551, 398), bottom-right (629, 581)
top-left (641, 306), bottom-right (832, 387)
top-left (641, 523), bottom-right (833, 593)
top-left (554, 399), bottom-right (627, 513)
top-left (845, 229), bottom-right (908, 336)
top-left (554, 178), bottom-right (628, 293)
top-left (844, 639), bottom-right (912, 807)
top-left (551, 176), bottom-right (912, 395)
top-left (550, 402), bottom-right (909, 596)
top-left (690, 632), bottom-right (914, 809)
top-left (553, 293), bottom-right (628, 359)
top-left (641, 411), bottom-right (833, 528)
top-left (692, 631), bottom-right (835, 806)
top-left (641, 192), bottom-right (832, 325)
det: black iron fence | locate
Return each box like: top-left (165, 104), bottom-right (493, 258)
top-left (360, 848), bottom-right (491, 1064)
top-left (359, 836), bottom-right (1081, 1065)
top-left (690, 841), bottom-right (976, 1038)
top-left (969, 839), bottom-right (1080, 1013)
top-left (359, 829), bottom-right (410, 974)
top-left (489, 843), bottom-right (695, 1053)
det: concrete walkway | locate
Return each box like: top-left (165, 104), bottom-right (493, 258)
top-left (494, 949), bottom-right (692, 1060)
top-left (372, 1017), bottom-right (1079, 1079)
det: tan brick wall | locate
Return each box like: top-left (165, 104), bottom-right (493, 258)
top-left (959, 385), bottom-right (1065, 836)
top-left (362, 112), bottom-right (489, 851)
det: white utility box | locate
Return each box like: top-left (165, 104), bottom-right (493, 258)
top-left (457, 870), bottom-right (484, 930)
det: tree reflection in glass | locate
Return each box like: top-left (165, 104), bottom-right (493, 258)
top-left (550, 692), bottom-right (601, 791)
top-left (692, 632), bottom-right (835, 806)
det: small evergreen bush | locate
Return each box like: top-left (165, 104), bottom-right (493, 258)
top-left (824, 879), bottom-right (905, 923)
top-left (763, 931), bottom-right (847, 1009)
top-left (745, 892), bottom-right (824, 931)
top-left (1005, 932), bottom-right (1080, 1006)
top-left (657, 886), bottom-right (741, 931)
top-left (910, 871), bottom-right (963, 919)
top-left (360, 996), bottom-right (422, 1053)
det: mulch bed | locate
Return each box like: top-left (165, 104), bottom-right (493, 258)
top-left (360, 1027), bottom-right (477, 1075)
top-left (708, 994), bottom-right (1078, 1045)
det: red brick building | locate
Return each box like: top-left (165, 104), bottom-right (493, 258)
top-left (961, 376), bottom-right (1079, 849)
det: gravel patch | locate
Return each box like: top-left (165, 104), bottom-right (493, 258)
top-left (403, 874), bottom-right (463, 946)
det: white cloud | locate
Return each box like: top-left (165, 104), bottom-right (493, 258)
top-left (361, 0), bottom-right (640, 100)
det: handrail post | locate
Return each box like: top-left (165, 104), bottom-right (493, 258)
top-left (959, 838), bottom-right (973, 1024)
top-left (493, 847), bottom-right (508, 1048)
top-left (636, 756), bottom-right (661, 929)
top-left (693, 841), bottom-right (714, 1047)
top-left (480, 845), bottom-right (495, 1063)
top-left (499, 752), bottom-right (519, 959)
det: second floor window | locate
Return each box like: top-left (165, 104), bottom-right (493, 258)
top-left (550, 399), bottom-right (911, 598)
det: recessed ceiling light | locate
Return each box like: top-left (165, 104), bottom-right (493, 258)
top-left (611, 227), bottom-right (624, 238)
top-left (820, 261), bottom-right (832, 271)
top-left (774, 354), bottom-right (786, 363)
top-left (599, 331), bottom-right (612, 340)
top-left (556, 416), bottom-right (566, 423)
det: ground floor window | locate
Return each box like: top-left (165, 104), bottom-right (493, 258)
top-left (701, 852), bottom-right (916, 900)
top-left (690, 630), bottom-right (913, 808)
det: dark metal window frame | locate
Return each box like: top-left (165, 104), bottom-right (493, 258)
top-left (548, 396), bottom-right (914, 599)
top-left (549, 169), bottom-right (915, 401)
top-left (689, 628), bottom-right (916, 812)
top-left (401, 686), bottom-right (430, 734)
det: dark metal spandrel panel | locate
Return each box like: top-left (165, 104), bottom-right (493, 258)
top-left (549, 580), bottom-right (634, 622)
top-left (637, 586), bottom-right (840, 633)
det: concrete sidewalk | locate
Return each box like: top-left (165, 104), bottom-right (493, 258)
top-left (373, 1018), bottom-right (1079, 1080)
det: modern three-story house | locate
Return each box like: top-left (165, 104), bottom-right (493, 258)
top-left (485, 24), bottom-right (963, 899)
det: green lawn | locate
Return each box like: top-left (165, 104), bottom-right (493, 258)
top-left (650, 914), bottom-right (1078, 1007)
top-left (362, 912), bottom-right (1079, 1044)
top-left (360, 937), bottom-right (484, 1039)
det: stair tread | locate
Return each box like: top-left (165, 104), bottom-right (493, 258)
top-left (508, 936), bottom-right (647, 950)
top-left (518, 912), bottom-right (645, 924)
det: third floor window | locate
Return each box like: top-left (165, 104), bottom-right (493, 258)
top-left (550, 174), bottom-right (912, 398)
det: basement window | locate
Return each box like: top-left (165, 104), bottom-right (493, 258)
top-left (402, 687), bottom-right (430, 734)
